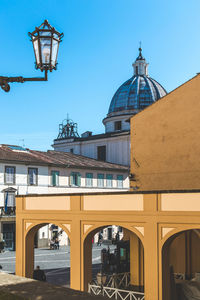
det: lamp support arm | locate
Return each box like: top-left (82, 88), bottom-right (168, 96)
top-left (0, 69), bottom-right (48, 92)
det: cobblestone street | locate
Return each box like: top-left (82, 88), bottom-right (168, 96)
top-left (0, 244), bottom-right (115, 287)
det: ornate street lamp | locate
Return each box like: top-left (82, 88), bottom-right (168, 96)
top-left (29, 20), bottom-right (63, 72)
top-left (0, 20), bottom-right (63, 92)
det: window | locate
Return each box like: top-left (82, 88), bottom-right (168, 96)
top-left (70, 172), bottom-right (81, 187)
top-left (5, 166), bottom-right (15, 184)
top-left (117, 175), bottom-right (123, 188)
top-left (5, 192), bottom-right (15, 208)
top-left (97, 145), bottom-right (106, 161)
top-left (51, 171), bottom-right (59, 186)
top-left (86, 173), bottom-right (93, 187)
top-left (4, 192), bottom-right (15, 215)
top-left (97, 174), bottom-right (104, 187)
top-left (106, 174), bottom-right (113, 188)
top-left (28, 168), bottom-right (38, 185)
top-left (114, 121), bottom-right (122, 131)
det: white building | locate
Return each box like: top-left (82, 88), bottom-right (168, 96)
top-left (0, 144), bottom-right (129, 249)
top-left (52, 47), bottom-right (167, 167)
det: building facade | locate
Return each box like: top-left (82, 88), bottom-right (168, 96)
top-left (0, 144), bottom-right (128, 248)
top-left (52, 48), bottom-right (167, 166)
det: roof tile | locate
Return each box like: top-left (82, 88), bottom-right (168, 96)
top-left (0, 145), bottom-right (128, 172)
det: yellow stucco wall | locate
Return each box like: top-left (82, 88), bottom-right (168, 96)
top-left (130, 74), bottom-right (200, 191)
top-left (168, 230), bottom-right (200, 277)
top-left (15, 192), bottom-right (200, 300)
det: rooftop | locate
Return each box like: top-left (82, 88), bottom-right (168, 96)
top-left (0, 144), bottom-right (129, 172)
top-left (54, 130), bottom-right (130, 143)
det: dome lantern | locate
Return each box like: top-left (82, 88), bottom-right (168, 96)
top-left (132, 47), bottom-right (148, 76)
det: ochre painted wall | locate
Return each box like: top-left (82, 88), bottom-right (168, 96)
top-left (16, 192), bottom-right (200, 300)
top-left (130, 74), bottom-right (200, 190)
top-left (168, 230), bottom-right (200, 278)
top-left (169, 233), bottom-right (186, 274)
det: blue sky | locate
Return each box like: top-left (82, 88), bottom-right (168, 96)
top-left (0, 0), bottom-right (200, 150)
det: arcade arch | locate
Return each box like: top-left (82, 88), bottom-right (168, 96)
top-left (83, 224), bottom-right (144, 292)
top-left (17, 192), bottom-right (200, 300)
top-left (25, 222), bottom-right (71, 286)
top-left (162, 228), bottom-right (200, 300)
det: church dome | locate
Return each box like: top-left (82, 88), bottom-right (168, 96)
top-left (107, 48), bottom-right (167, 117)
top-left (108, 75), bottom-right (166, 115)
top-left (103, 47), bottom-right (167, 133)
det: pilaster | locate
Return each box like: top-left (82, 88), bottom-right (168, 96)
top-left (70, 216), bottom-right (82, 290)
top-left (144, 221), bottom-right (159, 300)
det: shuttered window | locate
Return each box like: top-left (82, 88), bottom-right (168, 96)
top-left (117, 175), bottom-right (123, 188)
top-left (51, 171), bottom-right (59, 186)
top-left (5, 192), bottom-right (15, 207)
top-left (86, 173), bottom-right (93, 187)
top-left (97, 174), bottom-right (104, 187)
top-left (5, 166), bottom-right (15, 184)
top-left (28, 168), bottom-right (38, 185)
top-left (70, 172), bottom-right (81, 187)
top-left (106, 174), bottom-right (113, 188)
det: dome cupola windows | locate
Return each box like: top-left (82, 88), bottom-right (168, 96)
top-left (114, 121), bottom-right (122, 131)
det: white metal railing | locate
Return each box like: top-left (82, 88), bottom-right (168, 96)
top-left (106, 272), bottom-right (130, 288)
top-left (88, 284), bottom-right (145, 300)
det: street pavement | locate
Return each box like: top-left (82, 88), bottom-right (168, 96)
top-left (0, 244), bottom-right (116, 287)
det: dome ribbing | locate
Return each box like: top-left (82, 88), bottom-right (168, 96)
top-left (107, 48), bottom-right (167, 117)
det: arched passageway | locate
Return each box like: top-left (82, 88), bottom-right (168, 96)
top-left (162, 229), bottom-right (200, 300)
top-left (17, 192), bottom-right (200, 300)
top-left (83, 224), bottom-right (144, 295)
top-left (25, 223), bottom-right (70, 287)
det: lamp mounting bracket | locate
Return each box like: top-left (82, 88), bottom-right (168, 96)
top-left (0, 69), bottom-right (48, 92)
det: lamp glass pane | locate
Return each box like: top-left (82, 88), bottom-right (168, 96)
top-left (40, 37), bottom-right (51, 65)
top-left (51, 39), bottom-right (59, 67)
top-left (40, 30), bottom-right (51, 37)
top-left (33, 39), bottom-right (40, 65)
